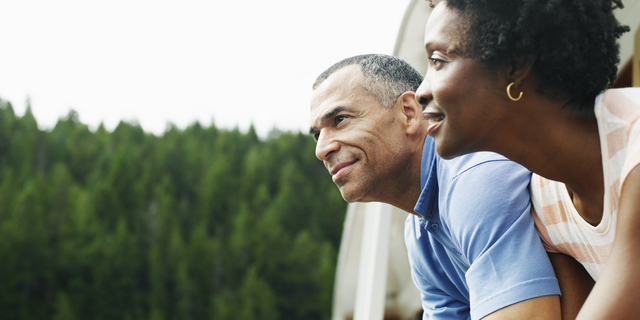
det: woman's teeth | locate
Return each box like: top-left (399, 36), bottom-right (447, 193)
top-left (427, 114), bottom-right (444, 125)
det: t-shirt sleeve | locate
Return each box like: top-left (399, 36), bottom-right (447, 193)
top-left (444, 159), bottom-right (560, 320)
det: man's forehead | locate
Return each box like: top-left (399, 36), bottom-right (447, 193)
top-left (311, 66), bottom-right (363, 108)
top-left (309, 65), bottom-right (366, 132)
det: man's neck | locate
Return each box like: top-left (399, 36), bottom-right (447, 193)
top-left (387, 133), bottom-right (428, 215)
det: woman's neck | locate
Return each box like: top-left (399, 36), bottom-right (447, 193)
top-left (490, 96), bottom-right (605, 225)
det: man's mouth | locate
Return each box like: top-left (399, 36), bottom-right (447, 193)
top-left (330, 160), bottom-right (357, 182)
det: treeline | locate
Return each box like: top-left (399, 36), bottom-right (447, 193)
top-left (0, 99), bottom-right (347, 320)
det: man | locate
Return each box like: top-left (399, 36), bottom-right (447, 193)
top-left (309, 54), bottom-right (561, 319)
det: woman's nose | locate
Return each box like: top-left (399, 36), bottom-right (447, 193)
top-left (415, 77), bottom-right (432, 106)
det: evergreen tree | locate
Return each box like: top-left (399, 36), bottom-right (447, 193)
top-left (0, 97), bottom-right (348, 320)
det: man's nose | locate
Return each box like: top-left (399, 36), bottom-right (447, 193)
top-left (315, 131), bottom-right (340, 161)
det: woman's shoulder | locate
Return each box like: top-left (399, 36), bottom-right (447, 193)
top-left (598, 88), bottom-right (640, 191)
top-left (595, 88), bottom-right (640, 126)
top-left (601, 88), bottom-right (640, 110)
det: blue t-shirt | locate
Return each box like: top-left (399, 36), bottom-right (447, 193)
top-left (405, 137), bottom-right (560, 320)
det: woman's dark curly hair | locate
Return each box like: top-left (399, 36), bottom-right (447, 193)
top-left (428, 0), bottom-right (629, 109)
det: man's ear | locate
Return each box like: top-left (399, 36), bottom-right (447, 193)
top-left (399, 91), bottom-right (422, 135)
top-left (507, 53), bottom-right (536, 86)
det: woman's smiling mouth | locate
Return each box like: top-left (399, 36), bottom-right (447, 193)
top-left (424, 112), bottom-right (445, 134)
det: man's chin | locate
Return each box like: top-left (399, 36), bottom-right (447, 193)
top-left (338, 186), bottom-right (367, 203)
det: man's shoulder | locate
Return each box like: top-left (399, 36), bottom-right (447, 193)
top-left (439, 151), bottom-right (525, 180)
top-left (437, 151), bottom-right (532, 224)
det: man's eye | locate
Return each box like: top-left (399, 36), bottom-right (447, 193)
top-left (314, 132), bottom-right (320, 141)
top-left (335, 115), bottom-right (347, 125)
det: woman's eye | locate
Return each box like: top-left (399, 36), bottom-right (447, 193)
top-left (429, 51), bottom-right (448, 69)
top-left (429, 58), bottom-right (444, 68)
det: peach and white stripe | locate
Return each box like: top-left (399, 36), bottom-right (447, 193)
top-left (530, 88), bottom-right (640, 280)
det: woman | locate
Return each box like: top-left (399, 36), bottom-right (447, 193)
top-left (415, 0), bottom-right (638, 319)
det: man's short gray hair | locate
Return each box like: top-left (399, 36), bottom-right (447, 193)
top-left (312, 54), bottom-right (423, 108)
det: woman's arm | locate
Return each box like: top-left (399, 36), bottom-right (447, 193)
top-left (548, 253), bottom-right (594, 320)
top-left (577, 165), bottom-right (640, 319)
top-left (483, 296), bottom-right (560, 320)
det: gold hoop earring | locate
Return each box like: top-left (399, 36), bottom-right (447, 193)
top-left (506, 82), bottom-right (523, 101)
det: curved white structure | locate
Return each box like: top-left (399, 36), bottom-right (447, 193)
top-left (331, 1), bottom-right (640, 319)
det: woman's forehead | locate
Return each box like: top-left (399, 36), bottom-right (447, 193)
top-left (424, 3), bottom-right (461, 48)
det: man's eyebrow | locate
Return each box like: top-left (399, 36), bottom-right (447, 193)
top-left (309, 106), bottom-right (344, 136)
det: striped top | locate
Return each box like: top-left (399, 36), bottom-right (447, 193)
top-left (531, 88), bottom-right (640, 280)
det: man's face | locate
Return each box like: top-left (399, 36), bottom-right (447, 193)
top-left (309, 65), bottom-right (410, 203)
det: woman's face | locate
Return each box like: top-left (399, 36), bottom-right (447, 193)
top-left (415, 2), bottom-right (506, 159)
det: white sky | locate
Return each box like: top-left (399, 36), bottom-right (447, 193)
top-left (0, 0), bottom-right (413, 137)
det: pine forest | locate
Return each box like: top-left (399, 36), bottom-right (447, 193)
top-left (0, 98), bottom-right (348, 320)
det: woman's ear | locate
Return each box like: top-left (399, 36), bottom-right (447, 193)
top-left (507, 53), bottom-right (536, 86)
top-left (399, 91), bottom-right (422, 135)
